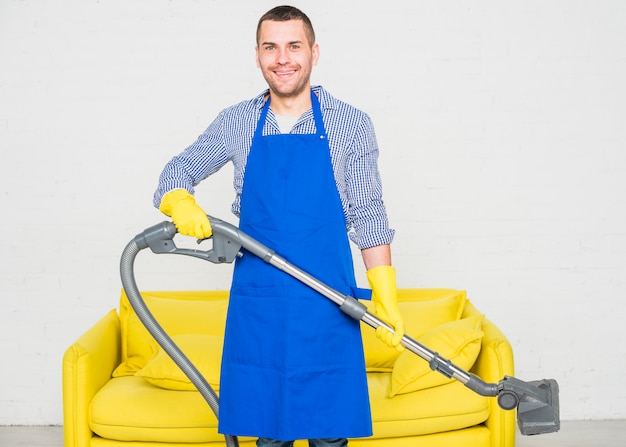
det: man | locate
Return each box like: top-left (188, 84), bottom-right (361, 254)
top-left (154, 6), bottom-right (404, 447)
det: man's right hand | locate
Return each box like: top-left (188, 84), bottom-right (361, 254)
top-left (367, 265), bottom-right (405, 352)
top-left (159, 189), bottom-right (212, 239)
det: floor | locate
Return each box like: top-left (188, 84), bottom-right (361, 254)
top-left (0, 420), bottom-right (625, 446)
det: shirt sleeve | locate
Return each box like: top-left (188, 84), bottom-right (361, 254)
top-left (153, 112), bottom-right (229, 208)
top-left (344, 113), bottom-right (395, 249)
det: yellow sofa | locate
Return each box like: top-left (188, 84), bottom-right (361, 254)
top-left (63, 288), bottom-right (516, 447)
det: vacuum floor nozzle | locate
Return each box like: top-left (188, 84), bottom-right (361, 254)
top-left (513, 378), bottom-right (560, 435)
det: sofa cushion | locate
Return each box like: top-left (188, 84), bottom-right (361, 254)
top-left (389, 314), bottom-right (484, 397)
top-left (113, 290), bottom-right (229, 377)
top-left (135, 334), bottom-right (223, 391)
top-left (90, 376), bottom-right (222, 443)
top-left (366, 373), bottom-right (490, 438)
top-left (361, 290), bottom-right (466, 372)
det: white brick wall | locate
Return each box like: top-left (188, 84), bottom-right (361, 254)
top-left (1, 0), bottom-right (624, 424)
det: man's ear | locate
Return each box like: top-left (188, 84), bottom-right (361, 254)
top-left (312, 43), bottom-right (320, 66)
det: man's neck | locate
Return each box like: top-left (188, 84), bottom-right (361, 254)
top-left (268, 87), bottom-right (312, 117)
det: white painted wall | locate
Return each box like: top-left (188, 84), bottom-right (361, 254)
top-left (1, 0), bottom-right (624, 425)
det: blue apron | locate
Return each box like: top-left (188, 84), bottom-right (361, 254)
top-left (218, 91), bottom-right (372, 441)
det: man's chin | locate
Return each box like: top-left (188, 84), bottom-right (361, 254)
top-left (268, 81), bottom-right (309, 99)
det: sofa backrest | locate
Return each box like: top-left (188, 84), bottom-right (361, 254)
top-left (113, 288), bottom-right (470, 377)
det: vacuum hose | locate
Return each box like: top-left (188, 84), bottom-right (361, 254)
top-left (120, 224), bottom-right (239, 447)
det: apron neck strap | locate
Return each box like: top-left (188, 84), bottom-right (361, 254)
top-left (310, 90), bottom-right (326, 137)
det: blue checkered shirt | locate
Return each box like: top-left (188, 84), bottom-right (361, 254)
top-left (154, 85), bottom-right (394, 249)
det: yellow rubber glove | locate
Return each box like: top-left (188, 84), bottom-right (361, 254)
top-left (159, 189), bottom-right (212, 239)
top-left (367, 265), bottom-right (405, 352)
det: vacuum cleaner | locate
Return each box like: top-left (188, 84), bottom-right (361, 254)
top-left (120, 216), bottom-right (560, 446)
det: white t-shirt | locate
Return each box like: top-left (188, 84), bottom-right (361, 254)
top-left (275, 115), bottom-right (299, 134)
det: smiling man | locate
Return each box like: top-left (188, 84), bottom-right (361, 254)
top-left (153, 6), bottom-right (404, 447)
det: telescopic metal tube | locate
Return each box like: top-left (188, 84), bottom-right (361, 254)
top-left (206, 217), bottom-right (501, 397)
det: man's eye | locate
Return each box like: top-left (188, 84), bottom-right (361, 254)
top-left (291, 44), bottom-right (300, 50)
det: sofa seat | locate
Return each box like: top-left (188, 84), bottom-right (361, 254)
top-left (90, 373), bottom-right (489, 444)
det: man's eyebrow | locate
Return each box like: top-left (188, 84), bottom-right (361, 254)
top-left (260, 40), bottom-right (304, 46)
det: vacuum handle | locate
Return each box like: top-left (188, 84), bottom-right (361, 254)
top-left (133, 216), bottom-right (275, 264)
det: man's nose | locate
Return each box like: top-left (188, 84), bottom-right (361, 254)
top-left (276, 48), bottom-right (290, 64)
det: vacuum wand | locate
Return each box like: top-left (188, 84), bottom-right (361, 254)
top-left (134, 217), bottom-right (560, 436)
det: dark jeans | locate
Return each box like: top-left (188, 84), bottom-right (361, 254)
top-left (256, 438), bottom-right (348, 447)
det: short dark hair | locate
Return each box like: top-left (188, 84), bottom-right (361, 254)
top-left (256, 5), bottom-right (316, 46)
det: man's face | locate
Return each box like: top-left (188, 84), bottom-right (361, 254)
top-left (256, 19), bottom-right (319, 99)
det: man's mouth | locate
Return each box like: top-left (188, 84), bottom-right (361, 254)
top-left (274, 69), bottom-right (296, 77)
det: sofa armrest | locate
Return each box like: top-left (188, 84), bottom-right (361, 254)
top-left (63, 309), bottom-right (121, 447)
top-left (464, 300), bottom-right (516, 447)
